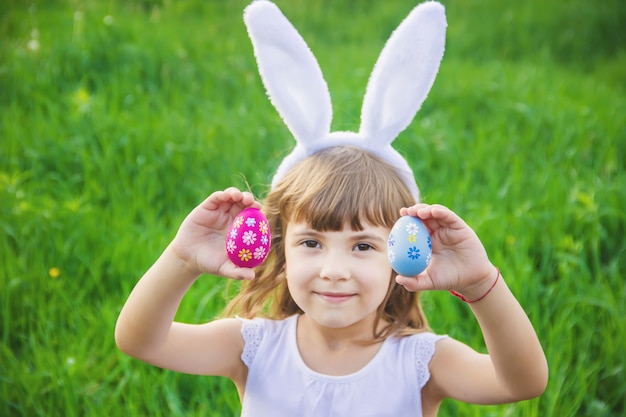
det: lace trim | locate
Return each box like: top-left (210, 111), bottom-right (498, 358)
top-left (415, 333), bottom-right (446, 389)
top-left (239, 317), bottom-right (264, 367)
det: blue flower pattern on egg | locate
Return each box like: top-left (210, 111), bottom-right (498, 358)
top-left (387, 216), bottom-right (432, 276)
top-left (407, 247), bottom-right (421, 260)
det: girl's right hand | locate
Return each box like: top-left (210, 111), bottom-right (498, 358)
top-left (170, 187), bottom-right (262, 280)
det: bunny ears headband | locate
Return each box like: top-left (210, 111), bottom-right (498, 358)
top-left (244, 0), bottom-right (447, 201)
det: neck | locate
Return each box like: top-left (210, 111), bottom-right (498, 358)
top-left (295, 313), bottom-right (388, 376)
top-left (297, 313), bottom-right (385, 349)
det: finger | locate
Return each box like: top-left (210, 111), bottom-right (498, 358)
top-left (241, 191), bottom-right (262, 209)
top-left (214, 188), bottom-right (261, 211)
top-left (420, 206), bottom-right (471, 235)
top-left (427, 204), bottom-right (457, 221)
top-left (401, 203), bottom-right (430, 217)
top-left (219, 263), bottom-right (257, 281)
top-left (414, 203), bottom-right (447, 220)
top-left (223, 187), bottom-right (246, 205)
top-left (223, 186), bottom-right (242, 195)
top-left (395, 273), bottom-right (434, 292)
top-left (200, 189), bottom-right (254, 212)
top-left (400, 204), bottom-right (441, 235)
top-left (200, 190), bottom-right (237, 210)
top-left (232, 268), bottom-right (256, 281)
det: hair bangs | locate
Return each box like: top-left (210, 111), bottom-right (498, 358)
top-left (278, 146), bottom-right (416, 232)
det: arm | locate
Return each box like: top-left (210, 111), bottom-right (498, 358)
top-left (396, 204), bottom-right (548, 404)
top-left (114, 188), bottom-right (261, 384)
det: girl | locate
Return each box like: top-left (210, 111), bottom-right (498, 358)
top-left (115, 146), bottom-right (548, 416)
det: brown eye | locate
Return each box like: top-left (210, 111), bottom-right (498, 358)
top-left (355, 243), bottom-right (373, 251)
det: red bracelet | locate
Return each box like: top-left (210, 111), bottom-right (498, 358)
top-left (450, 268), bottom-right (500, 303)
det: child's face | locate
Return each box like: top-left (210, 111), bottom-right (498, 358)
top-left (283, 219), bottom-right (393, 330)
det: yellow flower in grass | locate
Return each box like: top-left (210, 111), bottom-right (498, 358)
top-left (72, 87), bottom-right (91, 114)
top-left (49, 267), bottom-right (61, 278)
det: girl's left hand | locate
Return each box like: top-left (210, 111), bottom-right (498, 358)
top-left (395, 204), bottom-right (496, 297)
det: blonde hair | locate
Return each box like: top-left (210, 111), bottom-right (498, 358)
top-left (224, 146), bottom-right (429, 338)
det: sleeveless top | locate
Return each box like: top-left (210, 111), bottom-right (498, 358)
top-left (238, 315), bottom-right (445, 417)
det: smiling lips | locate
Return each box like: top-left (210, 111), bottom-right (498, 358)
top-left (316, 292), bottom-right (355, 303)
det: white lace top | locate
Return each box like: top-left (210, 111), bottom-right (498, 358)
top-left (239, 315), bottom-right (446, 417)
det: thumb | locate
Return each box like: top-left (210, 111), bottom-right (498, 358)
top-left (217, 263), bottom-right (257, 281)
top-left (395, 273), bottom-right (434, 292)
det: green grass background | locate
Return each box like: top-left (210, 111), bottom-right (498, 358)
top-left (1, 0), bottom-right (625, 415)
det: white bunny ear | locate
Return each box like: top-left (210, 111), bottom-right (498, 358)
top-left (244, 0), bottom-right (332, 144)
top-left (360, 2), bottom-right (446, 146)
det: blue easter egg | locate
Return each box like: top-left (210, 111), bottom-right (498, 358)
top-left (387, 216), bottom-right (432, 276)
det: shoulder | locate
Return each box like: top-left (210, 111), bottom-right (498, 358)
top-left (429, 336), bottom-right (487, 373)
top-left (238, 315), bottom-right (296, 367)
top-left (423, 336), bottom-right (490, 402)
top-left (237, 315), bottom-right (294, 339)
top-left (393, 331), bottom-right (447, 353)
top-left (397, 332), bottom-right (448, 389)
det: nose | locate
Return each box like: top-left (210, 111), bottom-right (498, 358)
top-left (319, 252), bottom-right (351, 282)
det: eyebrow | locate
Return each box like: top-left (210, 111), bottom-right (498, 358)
top-left (291, 229), bottom-right (387, 244)
top-left (351, 233), bottom-right (387, 244)
top-left (290, 229), bottom-right (323, 239)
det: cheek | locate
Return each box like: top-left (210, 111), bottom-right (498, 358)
top-left (283, 267), bottom-right (310, 310)
top-left (284, 258), bottom-right (308, 292)
top-left (364, 266), bottom-right (394, 303)
top-left (283, 250), bottom-right (299, 280)
top-left (372, 274), bottom-right (394, 302)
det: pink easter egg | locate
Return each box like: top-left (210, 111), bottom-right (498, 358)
top-left (225, 207), bottom-right (271, 268)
